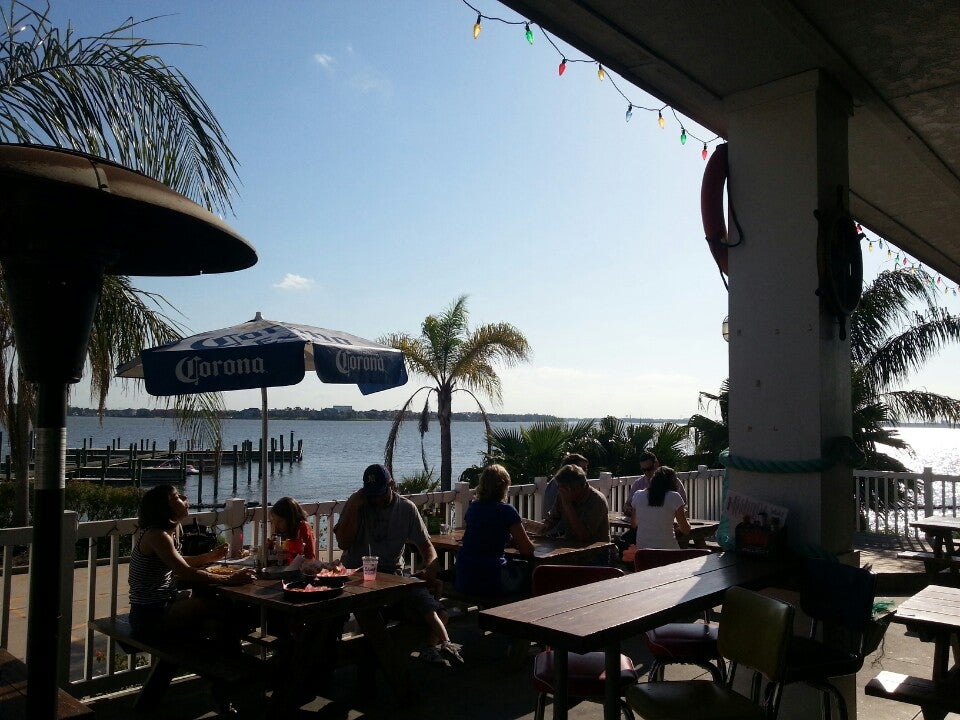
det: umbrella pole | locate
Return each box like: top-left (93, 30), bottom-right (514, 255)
top-left (261, 386), bottom-right (268, 567)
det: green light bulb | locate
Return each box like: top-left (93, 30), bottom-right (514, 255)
top-left (525, 23), bottom-right (533, 44)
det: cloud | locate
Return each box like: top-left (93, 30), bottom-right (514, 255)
top-left (274, 273), bottom-right (314, 291)
top-left (313, 53), bottom-right (335, 71)
top-left (348, 71), bottom-right (392, 96)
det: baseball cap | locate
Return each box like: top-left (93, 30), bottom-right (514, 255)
top-left (362, 464), bottom-right (391, 497)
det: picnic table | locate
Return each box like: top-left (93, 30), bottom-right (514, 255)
top-left (898, 515), bottom-right (960, 578)
top-left (865, 584), bottom-right (960, 719)
top-left (607, 512), bottom-right (719, 548)
top-left (217, 570), bottom-right (424, 709)
top-left (478, 551), bottom-right (782, 720)
top-left (429, 528), bottom-right (614, 568)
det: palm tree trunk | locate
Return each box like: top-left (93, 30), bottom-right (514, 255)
top-left (438, 384), bottom-right (453, 491)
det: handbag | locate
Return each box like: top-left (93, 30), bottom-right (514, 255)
top-left (180, 518), bottom-right (219, 556)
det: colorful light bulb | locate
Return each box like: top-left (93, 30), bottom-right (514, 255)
top-left (625, 104), bottom-right (633, 122)
top-left (597, 64), bottom-right (605, 81)
top-left (473, 15), bottom-right (482, 39)
top-left (680, 128), bottom-right (687, 145)
top-left (937, 275), bottom-right (942, 284)
top-left (888, 248), bottom-right (892, 258)
top-left (558, 59), bottom-right (567, 76)
top-left (702, 143), bottom-right (708, 160)
top-left (868, 241), bottom-right (873, 252)
top-left (525, 23), bottom-right (534, 44)
top-left (657, 111), bottom-right (665, 129)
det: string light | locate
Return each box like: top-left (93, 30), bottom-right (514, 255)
top-left (462, 2), bottom-right (722, 158)
top-left (859, 229), bottom-right (960, 301)
top-left (868, 241), bottom-right (873, 252)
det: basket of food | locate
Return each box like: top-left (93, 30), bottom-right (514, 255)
top-left (281, 579), bottom-right (343, 602)
top-left (301, 560), bottom-right (358, 586)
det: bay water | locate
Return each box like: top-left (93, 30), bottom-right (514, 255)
top-left (48, 418), bottom-right (960, 507)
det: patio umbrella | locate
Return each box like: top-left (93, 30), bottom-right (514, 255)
top-left (117, 312), bottom-right (407, 562)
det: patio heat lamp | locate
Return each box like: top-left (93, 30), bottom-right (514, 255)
top-left (0, 144), bottom-right (257, 720)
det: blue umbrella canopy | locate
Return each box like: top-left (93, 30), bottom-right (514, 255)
top-left (117, 312), bottom-right (407, 564)
top-left (117, 312), bottom-right (407, 395)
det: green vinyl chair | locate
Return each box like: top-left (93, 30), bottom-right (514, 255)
top-left (626, 586), bottom-right (795, 720)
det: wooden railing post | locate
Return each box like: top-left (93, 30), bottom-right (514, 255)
top-left (533, 476), bottom-right (549, 519)
top-left (225, 498), bottom-right (247, 558)
top-left (452, 481), bottom-right (470, 529)
top-left (923, 466), bottom-right (934, 516)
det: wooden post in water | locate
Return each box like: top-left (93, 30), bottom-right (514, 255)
top-left (151, 441), bottom-right (156, 457)
top-left (197, 457), bottom-right (203, 506)
top-left (297, 439), bottom-right (303, 462)
top-left (100, 457), bottom-right (107, 486)
top-left (232, 445), bottom-right (239, 494)
top-left (290, 431), bottom-right (294, 464)
top-left (279, 433), bottom-right (285, 470)
top-left (270, 437), bottom-right (276, 475)
top-left (247, 441), bottom-right (253, 485)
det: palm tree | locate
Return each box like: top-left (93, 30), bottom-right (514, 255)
top-left (573, 416), bottom-right (694, 474)
top-left (687, 380), bottom-right (729, 468)
top-left (381, 295), bottom-right (531, 491)
top-left (0, 3), bottom-right (237, 523)
top-left (851, 268), bottom-right (960, 468)
top-left (690, 268), bottom-right (960, 471)
top-left (486, 419), bottom-right (595, 484)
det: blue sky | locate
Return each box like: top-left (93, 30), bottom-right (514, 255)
top-left (53, 1), bottom-right (960, 419)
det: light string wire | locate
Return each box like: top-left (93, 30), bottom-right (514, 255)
top-left (462, 0), bottom-right (721, 156)
top-left (858, 225), bottom-right (960, 303)
top-left (463, 1), bottom-right (959, 298)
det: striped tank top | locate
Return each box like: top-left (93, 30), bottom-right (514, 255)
top-left (129, 532), bottom-right (175, 606)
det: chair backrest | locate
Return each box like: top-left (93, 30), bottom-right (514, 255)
top-left (633, 547), bottom-right (711, 572)
top-left (531, 564), bottom-right (624, 596)
top-left (718, 586), bottom-right (794, 682)
top-left (799, 558), bottom-right (876, 633)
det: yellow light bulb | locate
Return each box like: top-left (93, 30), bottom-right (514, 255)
top-left (657, 112), bottom-right (665, 129)
top-left (597, 64), bottom-right (605, 81)
top-left (473, 15), bottom-right (482, 39)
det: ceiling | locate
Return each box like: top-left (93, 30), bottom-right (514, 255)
top-left (498, 0), bottom-right (960, 283)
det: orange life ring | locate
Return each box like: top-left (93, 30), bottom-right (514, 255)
top-left (701, 142), bottom-right (729, 275)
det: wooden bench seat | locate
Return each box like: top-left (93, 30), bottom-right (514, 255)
top-left (90, 615), bottom-right (261, 710)
top-left (0, 647), bottom-right (93, 719)
top-left (865, 671), bottom-right (960, 714)
top-left (439, 581), bottom-right (527, 611)
top-left (895, 550), bottom-right (960, 572)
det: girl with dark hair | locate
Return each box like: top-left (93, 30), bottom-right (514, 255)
top-left (269, 496), bottom-right (316, 562)
top-left (129, 484), bottom-right (255, 639)
top-left (629, 467), bottom-right (691, 549)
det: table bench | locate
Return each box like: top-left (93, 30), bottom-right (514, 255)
top-left (0, 647), bottom-right (94, 719)
top-left (865, 671), bottom-right (960, 715)
top-left (895, 550), bottom-right (960, 574)
top-left (90, 615), bottom-right (261, 712)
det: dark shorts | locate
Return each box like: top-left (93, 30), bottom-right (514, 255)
top-left (129, 601), bottom-right (171, 640)
top-left (383, 586), bottom-right (445, 624)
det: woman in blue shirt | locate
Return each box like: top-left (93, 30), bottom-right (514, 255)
top-left (455, 464), bottom-right (535, 595)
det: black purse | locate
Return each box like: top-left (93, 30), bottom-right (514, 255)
top-left (180, 518), bottom-right (219, 556)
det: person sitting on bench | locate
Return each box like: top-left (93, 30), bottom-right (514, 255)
top-left (128, 484), bottom-right (255, 645)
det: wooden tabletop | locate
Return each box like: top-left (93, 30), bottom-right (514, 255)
top-left (892, 584), bottom-right (960, 684)
top-left (910, 515), bottom-right (960, 557)
top-left (607, 513), bottom-right (720, 547)
top-left (479, 551), bottom-right (781, 654)
top-left (430, 529), bottom-right (613, 566)
top-left (217, 571), bottom-right (423, 618)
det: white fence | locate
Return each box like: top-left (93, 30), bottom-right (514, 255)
top-left (0, 465), bottom-right (954, 699)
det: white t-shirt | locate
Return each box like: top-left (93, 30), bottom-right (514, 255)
top-left (630, 489), bottom-right (685, 549)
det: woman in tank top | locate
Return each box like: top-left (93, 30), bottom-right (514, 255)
top-left (129, 484), bottom-right (255, 639)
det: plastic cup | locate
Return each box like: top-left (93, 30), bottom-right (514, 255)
top-left (362, 555), bottom-right (378, 582)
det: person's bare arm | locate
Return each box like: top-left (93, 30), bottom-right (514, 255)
top-left (182, 543), bottom-right (228, 567)
top-left (674, 508), bottom-right (691, 535)
top-left (147, 530), bottom-right (253, 586)
top-left (509, 523), bottom-right (535, 555)
top-left (417, 540), bottom-right (440, 580)
top-left (333, 490), bottom-right (365, 550)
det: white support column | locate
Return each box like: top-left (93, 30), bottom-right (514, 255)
top-left (725, 70), bottom-right (858, 719)
top-left (726, 69), bottom-right (855, 554)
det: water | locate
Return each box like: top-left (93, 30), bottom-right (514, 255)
top-left (21, 418), bottom-right (960, 507)
top-left (61, 416), bottom-right (503, 505)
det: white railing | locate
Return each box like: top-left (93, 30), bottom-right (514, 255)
top-left (0, 464), bottom-right (952, 699)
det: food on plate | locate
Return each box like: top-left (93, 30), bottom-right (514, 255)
top-left (301, 559), bottom-right (358, 577)
top-left (205, 564), bottom-right (236, 576)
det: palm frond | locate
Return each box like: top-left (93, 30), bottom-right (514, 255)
top-left (383, 386), bottom-right (434, 475)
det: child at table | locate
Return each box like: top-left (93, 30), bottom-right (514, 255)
top-left (269, 496), bottom-right (316, 563)
top-left (455, 464), bottom-right (535, 596)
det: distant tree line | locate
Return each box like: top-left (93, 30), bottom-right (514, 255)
top-left (67, 406), bottom-right (562, 423)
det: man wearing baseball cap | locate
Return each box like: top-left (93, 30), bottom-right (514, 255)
top-left (334, 463), bottom-right (463, 666)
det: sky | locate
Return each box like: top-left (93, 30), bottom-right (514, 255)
top-left (46, 1), bottom-right (960, 420)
